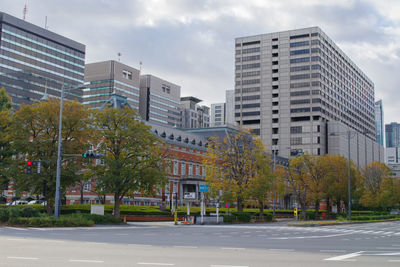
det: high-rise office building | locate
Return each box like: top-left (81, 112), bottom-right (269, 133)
top-left (386, 122), bottom-right (400, 148)
top-left (210, 103), bottom-right (226, 126)
top-left (375, 100), bottom-right (384, 146)
top-left (139, 74), bottom-right (182, 127)
top-left (181, 96), bottom-right (210, 129)
top-left (235, 27), bottom-right (379, 163)
top-left (83, 60), bottom-right (140, 110)
top-left (0, 12), bottom-right (85, 107)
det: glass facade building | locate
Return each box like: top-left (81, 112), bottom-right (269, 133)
top-left (386, 122), bottom-right (400, 148)
top-left (83, 60), bottom-right (140, 110)
top-left (0, 12), bottom-right (85, 107)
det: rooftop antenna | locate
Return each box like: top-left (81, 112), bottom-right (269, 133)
top-left (118, 52), bottom-right (121, 62)
top-left (23, 4), bottom-right (28, 20)
top-left (139, 61), bottom-right (142, 73)
top-left (45, 16), bottom-right (49, 30)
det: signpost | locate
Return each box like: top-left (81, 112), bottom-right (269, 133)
top-left (199, 185), bottom-right (208, 224)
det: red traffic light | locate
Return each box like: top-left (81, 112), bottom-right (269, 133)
top-left (27, 161), bottom-right (32, 166)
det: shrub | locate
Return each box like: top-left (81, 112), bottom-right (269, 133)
top-left (8, 216), bottom-right (94, 227)
top-left (19, 206), bottom-right (40, 218)
top-left (0, 208), bottom-right (9, 222)
top-left (223, 214), bottom-right (235, 223)
top-left (233, 212), bottom-right (252, 223)
top-left (65, 214), bottom-right (123, 224)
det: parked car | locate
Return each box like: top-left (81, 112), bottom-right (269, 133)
top-left (6, 200), bottom-right (29, 205)
top-left (27, 200), bottom-right (46, 205)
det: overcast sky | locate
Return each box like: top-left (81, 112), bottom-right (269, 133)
top-left (2, 0), bottom-right (400, 124)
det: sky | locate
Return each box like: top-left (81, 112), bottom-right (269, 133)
top-left (2, 0), bottom-right (400, 125)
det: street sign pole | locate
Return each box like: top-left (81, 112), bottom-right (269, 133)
top-left (201, 192), bottom-right (204, 224)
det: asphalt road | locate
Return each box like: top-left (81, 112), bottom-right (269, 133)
top-left (1, 220), bottom-right (400, 266)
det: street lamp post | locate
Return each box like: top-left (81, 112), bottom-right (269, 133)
top-left (54, 84), bottom-right (85, 219)
top-left (347, 130), bottom-right (352, 221)
top-left (272, 150), bottom-right (276, 217)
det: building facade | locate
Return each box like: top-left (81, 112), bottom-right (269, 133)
top-left (375, 100), bottom-right (384, 146)
top-left (210, 103), bottom-right (226, 126)
top-left (180, 96), bottom-right (210, 129)
top-left (66, 122), bottom-right (208, 206)
top-left (386, 122), bottom-right (400, 148)
top-left (139, 74), bottom-right (182, 127)
top-left (83, 60), bottom-right (141, 110)
top-left (385, 147), bottom-right (400, 177)
top-left (0, 12), bottom-right (85, 107)
top-left (234, 27), bottom-right (378, 163)
top-left (225, 89), bottom-right (236, 126)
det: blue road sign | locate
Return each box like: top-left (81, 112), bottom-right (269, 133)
top-left (199, 184), bottom-right (209, 192)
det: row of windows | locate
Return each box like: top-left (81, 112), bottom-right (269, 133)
top-left (242, 71), bottom-right (260, 77)
top-left (235, 111), bottom-right (260, 117)
top-left (242, 55), bottom-right (260, 62)
top-left (235, 95), bottom-right (260, 101)
top-left (290, 41), bottom-right (310, 47)
top-left (235, 103), bottom-right (260, 109)
top-left (290, 49), bottom-right (310, 55)
top-left (290, 65), bottom-right (310, 72)
top-left (2, 28), bottom-right (84, 61)
top-left (242, 47), bottom-right (260, 54)
top-left (290, 74), bottom-right (310, 80)
top-left (290, 99), bottom-right (310, 105)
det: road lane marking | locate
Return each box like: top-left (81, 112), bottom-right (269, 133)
top-left (324, 251), bottom-right (363, 261)
top-left (173, 246), bottom-right (198, 249)
top-left (5, 227), bottom-right (28, 231)
top-left (137, 263), bottom-right (174, 266)
top-left (268, 249), bottom-right (294, 252)
top-left (210, 265), bottom-right (249, 267)
top-left (389, 260), bottom-right (400, 262)
top-left (7, 256), bottom-right (39, 260)
top-left (69, 259), bottom-right (104, 263)
top-left (320, 250), bottom-right (346, 253)
top-left (221, 247), bottom-right (246, 250)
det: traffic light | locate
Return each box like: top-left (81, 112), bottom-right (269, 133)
top-left (37, 160), bottom-right (41, 174)
top-left (26, 160), bottom-right (32, 174)
top-left (82, 151), bottom-right (104, 159)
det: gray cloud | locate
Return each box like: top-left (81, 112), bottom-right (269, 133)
top-left (2, 0), bottom-right (400, 124)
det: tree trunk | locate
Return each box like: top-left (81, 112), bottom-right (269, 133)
top-left (259, 200), bottom-right (264, 216)
top-left (237, 197), bottom-right (243, 212)
top-left (80, 183), bottom-right (84, 204)
top-left (314, 200), bottom-right (320, 219)
top-left (113, 194), bottom-right (120, 218)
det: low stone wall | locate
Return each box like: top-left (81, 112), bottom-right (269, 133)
top-left (195, 215), bottom-right (224, 224)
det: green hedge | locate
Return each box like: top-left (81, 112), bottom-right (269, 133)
top-left (8, 216), bottom-right (94, 227)
top-left (223, 212), bottom-right (273, 223)
top-left (65, 213), bottom-right (123, 224)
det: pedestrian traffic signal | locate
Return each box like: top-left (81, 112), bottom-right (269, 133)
top-left (26, 160), bottom-right (32, 174)
top-left (82, 151), bottom-right (104, 159)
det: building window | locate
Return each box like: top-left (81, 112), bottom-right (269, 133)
top-left (122, 70), bottom-right (132, 80)
top-left (290, 126), bottom-right (302, 134)
top-left (173, 161), bottom-right (178, 175)
top-left (196, 165), bottom-right (200, 175)
top-left (83, 180), bottom-right (91, 192)
top-left (188, 164), bottom-right (193, 175)
top-left (162, 84), bottom-right (170, 94)
top-left (290, 137), bottom-right (302, 145)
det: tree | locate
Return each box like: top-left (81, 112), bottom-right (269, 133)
top-left (323, 154), bottom-right (357, 213)
top-left (204, 128), bottom-right (262, 212)
top-left (90, 106), bottom-right (168, 218)
top-left (12, 98), bottom-right (91, 214)
top-left (359, 161), bottom-right (400, 209)
top-left (284, 155), bottom-right (311, 219)
top-left (302, 154), bottom-right (329, 217)
top-left (249, 140), bottom-right (274, 215)
top-left (0, 87), bottom-right (13, 199)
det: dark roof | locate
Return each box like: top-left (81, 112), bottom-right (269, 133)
top-left (180, 96), bottom-right (202, 103)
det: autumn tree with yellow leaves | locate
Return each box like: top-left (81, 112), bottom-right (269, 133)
top-left (204, 129), bottom-right (277, 213)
